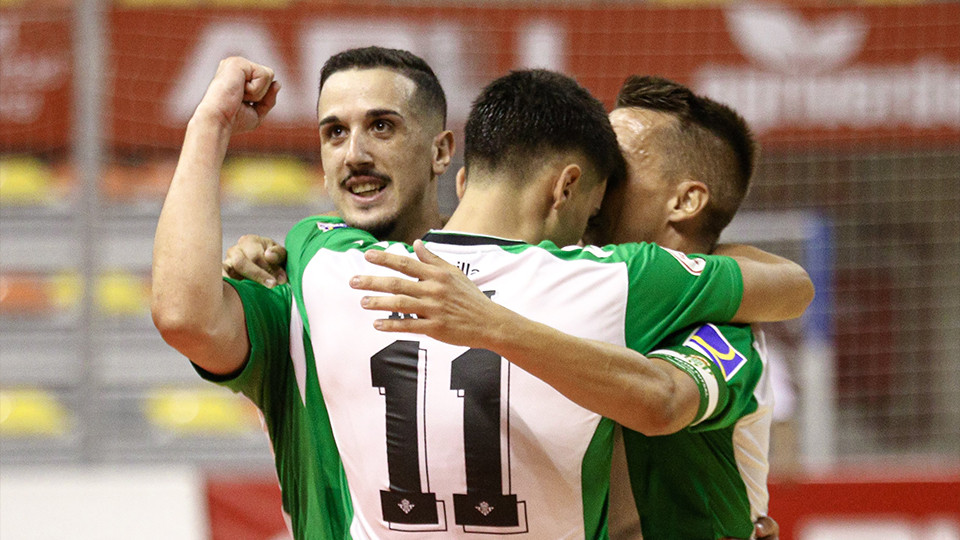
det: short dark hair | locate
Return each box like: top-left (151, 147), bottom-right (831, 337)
top-left (616, 75), bottom-right (757, 244)
top-left (464, 69), bottom-right (624, 188)
top-left (319, 46), bottom-right (447, 127)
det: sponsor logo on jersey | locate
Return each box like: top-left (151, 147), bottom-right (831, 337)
top-left (316, 221), bottom-right (348, 233)
top-left (662, 246), bottom-right (706, 276)
top-left (683, 323), bottom-right (747, 381)
top-left (475, 501), bottom-right (495, 516)
top-left (456, 261), bottom-right (480, 276)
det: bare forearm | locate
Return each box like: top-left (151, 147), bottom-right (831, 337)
top-left (717, 244), bottom-right (815, 323)
top-left (151, 112), bottom-right (238, 363)
top-left (483, 308), bottom-right (697, 435)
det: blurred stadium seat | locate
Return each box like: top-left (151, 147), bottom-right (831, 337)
top-left (0, 271), bottom-right (82, 317)
top-left (144, 387), bottom-right (262, 435)
top-left (221, 155), bottom-right (318, 205)
top-left (95, 271), bottom-right (151, 317)
top-left (0, 155), bottom-right (54, 206)
top-left (101, 158), bottom-right (175, 203)
top-left (0, 388), bottom-right (69, 437)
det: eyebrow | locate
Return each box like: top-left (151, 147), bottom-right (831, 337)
top-left (318, 109), bottom-right (404, 128)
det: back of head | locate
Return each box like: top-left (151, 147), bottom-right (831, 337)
top-left (319, 46), bottom-right (447, 128)
top-left (615, 75), bottom-right (757, 245)
top-left (464, 69), bottom-right (624, 188)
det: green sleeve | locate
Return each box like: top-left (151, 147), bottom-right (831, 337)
top-left (648, 323), bottom-right (764, 431)
top-left (192, 278), bottom-right (293, 413)
top-left (623, 244), bottom-right (744, 353)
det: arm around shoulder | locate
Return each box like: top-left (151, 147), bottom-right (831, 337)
top-left (717, 244), bottom-right (814, 323)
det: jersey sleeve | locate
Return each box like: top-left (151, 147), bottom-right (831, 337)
top-left (622, 243), bottom-right (744, 353)
top-left (192, 278), bottom-right (293, 414)
top-left (648, 323), bottom-right (765, 431)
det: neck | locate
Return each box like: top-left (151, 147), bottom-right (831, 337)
top-left (391, 209), bottom-right (444, 244)
top-left (442, 183), bottom-right (548, 245)
top-left (385, 186), bottom-right (444, 244)
top-left (657, 225), bottom-right (713, 255)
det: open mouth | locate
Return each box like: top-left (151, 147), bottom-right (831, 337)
top-left (349, 182), bottom-right (385, 196)
top-left (344, 174), bottom-right (388, 198)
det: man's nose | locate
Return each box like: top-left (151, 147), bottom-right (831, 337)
top-left (344, 131), bottom-right (373, 168)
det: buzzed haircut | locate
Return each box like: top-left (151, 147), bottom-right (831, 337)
top-left (319, 46), bottom-right (447, 127)
top-left (616, 75), bottom-right (757, 245)
top-left (464, 69), bottom-right (625, 188)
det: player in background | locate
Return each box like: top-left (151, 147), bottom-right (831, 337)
top-left (349, 75), bottom-right (786, 539)
top-left (154, 55), bottom-right (810, 538)
top-left (596, 75), bottom-right (780, 540)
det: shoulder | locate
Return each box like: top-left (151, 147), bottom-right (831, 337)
top-left (286, 215), bottom-right (381, 253)
top-left (520, 241), bottom-right (662, 265)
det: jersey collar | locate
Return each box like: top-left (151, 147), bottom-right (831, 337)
top-left (422, 230), bottom-right (526, 247)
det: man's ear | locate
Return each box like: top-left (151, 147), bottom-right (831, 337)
top-left (551, 164), bottom-right (583, 210)
top-left (432, 130), bottom-right (455, 177)
top-left (668, 180), bottom-right (709, 223)
top-left (455, 167), bottom-right (467, 200)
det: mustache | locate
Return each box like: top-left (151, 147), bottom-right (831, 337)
top-left (340, 169), bottom-right (392, 185)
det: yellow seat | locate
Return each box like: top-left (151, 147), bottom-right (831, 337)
top-left (50, 271), bottom-right (83, 312)
top-left (222, 156), bottom-right (313, 205)
top-left (0, 155), bottom-right (53, 206)
top-left (96, 271), bottom-right (150, 317)
top-left (144, 387), bottom-right (261, 434)
top-left (0, 389), bottom-right (69, 437)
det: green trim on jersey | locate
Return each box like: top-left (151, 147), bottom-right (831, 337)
top-left (582, 417), bottom-right (616, 540)
top-left (193, 278), bottom-right (353, 540)
top-left (623, 323), bottom-right (766, 540)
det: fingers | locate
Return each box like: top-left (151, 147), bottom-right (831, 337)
top-left (222, 256), bottom-right (279, 288)
top-left (350, 274), bottom-right (421, 297)
top-left (413, 239), bottom-right (444, 266)
top-left (223, 235), bottom-right (287, 287)
top-left (359, 292), bottom-right (424, 316)
top-left (253, 80), bottom-right (281, 118)
top-left (754, 516), bottom-right (779, 540)
top-left (371, 317), bottom-right (431, 334)
top-left (364, 249), bottom-right (430, 280)
top-left (242, 62), bottom-right (276, 102)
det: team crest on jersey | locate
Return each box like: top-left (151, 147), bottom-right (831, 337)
top-left (662, 247), bottom-right (706, 276)
top-left (683, 324), bottom-right (747, 381)
top-left (316, 221), bottom-right (348, 233)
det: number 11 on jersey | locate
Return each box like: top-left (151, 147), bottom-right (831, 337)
top-left (371, 331), bottom-right (528, 532)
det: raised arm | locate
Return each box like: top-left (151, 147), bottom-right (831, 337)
top-left (350, 241), bottom-right (700, 435)
top-left (715, 243), bottom-right (815, 323)
top-left (151, 57), bottom-right (280, 375)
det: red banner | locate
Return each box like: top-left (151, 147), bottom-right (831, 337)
top-left (0, 8), bottom-right (73, 151)
top-left (2, 3), bottom-right (957, 153)
top-left (207, 473), bottom-right (960, 540)
top-left (107, 3), bottom-right (960, 152)
top-left (206, 476), bottom-right (290, 540)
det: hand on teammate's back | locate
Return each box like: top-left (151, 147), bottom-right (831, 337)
top-left (350, 239), bottom-right (512, 350)
top-left (222, 234), bottom-right (287, 287)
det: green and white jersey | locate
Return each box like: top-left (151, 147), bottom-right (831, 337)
top-left (608, 324), bottom-right (774, 540)
top-left (199, 216), bottom-right (746, 540)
